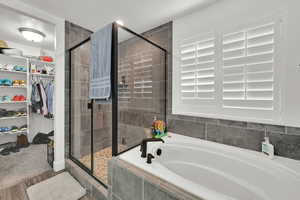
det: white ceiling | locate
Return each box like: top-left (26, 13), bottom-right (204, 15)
top-left (0, 4), bottom-right (55, 50)
top-left (19, 0), bottom-right (218, 33)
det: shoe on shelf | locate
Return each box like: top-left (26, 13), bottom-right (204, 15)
top-left (12, 80), bottom-right (20, 86)
top-left (6, 110), bottom-right (17, 117)
top-left (17, 108), bottom-right (27, 116)
top-left (0, 79), bottom-right (12, 86)
top-left (0, 127), bottom-right (11, 133)
top-left (21, 66), bottom-right (27, 72)
top-left (2, 79), bottom-right (13, 86)
top-left (2, 96), bottom-right (11, 102)
top-left (18, 95), bottom-right (26, 101)
top-left (0, 109), bottom-right (8, 117)
top-left (11, 126), bottom-right (19, 132)
top-left (19, 124), bottom-right (27, 131)
top-left (12, 95), bottom-right (20, 101)
top-left (19, 80), bottom-right (26, 86)
top-left (13, 65), bottom-right (22, 71)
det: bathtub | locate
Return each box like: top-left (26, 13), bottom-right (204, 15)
top-left (119, 133), bottom-right (300, 200)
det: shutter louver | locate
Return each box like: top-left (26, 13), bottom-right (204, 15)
top-left (133, 53), bottom-right (153, 99)
top-left (222, 23), bottom-right (275, 110)
top-left (180, 37), bottom-right (216, 101)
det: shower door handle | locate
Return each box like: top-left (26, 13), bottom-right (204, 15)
top-left (87, 101), bottom-right (93, 109)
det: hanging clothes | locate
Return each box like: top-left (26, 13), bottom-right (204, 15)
top-left (37, 82), bottom-right (48, 116)
top-left (31, 82), bottom-right (42, 114)
top-left (31, 80), bottom-right (52, 117)
top-left (45, 82), bottom-right (54, 115)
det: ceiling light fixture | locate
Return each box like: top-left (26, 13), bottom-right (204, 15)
top-left (116, 20), bottom-right (124, 26)
top-left (18, 27), bottom-right (46, 43)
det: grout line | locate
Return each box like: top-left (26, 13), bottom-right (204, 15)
top-left (205, 123), bottom-right (208, 140)
top-left (142, 177), bottom-right (145, 200)
top-left (284, 126), bottom-right (288, 135)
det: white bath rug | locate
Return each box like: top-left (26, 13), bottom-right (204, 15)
top-left (26, 172), bottom-right (86, 200)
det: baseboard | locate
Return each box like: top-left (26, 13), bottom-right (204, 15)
top-left (53, 159), bottom-right (65, 172)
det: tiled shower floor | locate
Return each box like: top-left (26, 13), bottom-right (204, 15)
top-left (80, 145), bottom-right (126, 185)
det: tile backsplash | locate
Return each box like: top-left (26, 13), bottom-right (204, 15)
top-left (167, 114), bottom-right (300, 160)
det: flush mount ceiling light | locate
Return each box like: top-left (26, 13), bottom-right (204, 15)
top-left (18, 27), bottom-right (46, 43)
top-left (116, 20), bottom-right (124, 26)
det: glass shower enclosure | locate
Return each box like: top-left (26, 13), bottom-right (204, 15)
top-left (68, 23), bottom-right (167, 186)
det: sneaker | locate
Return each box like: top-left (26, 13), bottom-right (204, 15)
top-left (6, 110), bottom-right (17, 117)
top-left (2, 96), bottom-right (11, 102)
top-left (0, 109), bottom-right (8, 118)
top-left (0, 127), bottom-right (11, 133)
top-left (19, 80), bottom-right (26, 86)
top-left (17, 108), bottom-right (27, 116)
top-left (18, 95), bottom-right (26, 101)
top-left (19, 124), bottom-right (27, 131)
top-left (12, 80), bottom-right (20, 86)
top-left (12, 95), bottom-right (20, 101)
top-left (13, 66), bottom-right (22, 71)
top-left (11, 126), bottom-right (19, 132)
top-left (2, 79), bottom-right (12, 86)
top-left (0, 148), bottom-right (10, 156)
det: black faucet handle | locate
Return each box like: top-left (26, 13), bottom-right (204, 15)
top-left (146, 153), bottom-right (155, 164)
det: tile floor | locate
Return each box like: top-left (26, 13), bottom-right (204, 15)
top-left (80, 146), bottom-right (126, 185)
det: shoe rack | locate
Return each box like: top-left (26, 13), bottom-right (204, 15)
top-left (0, 54), bottom-right (29, 144)
top-left (0, 53), bottom-right (55, 144)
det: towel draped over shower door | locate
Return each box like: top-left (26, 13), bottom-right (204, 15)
top-left (90, 23), bottom-right (112, 101)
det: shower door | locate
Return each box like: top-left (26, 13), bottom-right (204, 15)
top-left (69, 39), bottom-right (112, 187)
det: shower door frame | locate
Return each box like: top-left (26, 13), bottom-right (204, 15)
top-left (68, 22), bottom-right (167, 187)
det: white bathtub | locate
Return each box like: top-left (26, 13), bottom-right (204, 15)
top-left (119, 133), bottom-right (300, 200)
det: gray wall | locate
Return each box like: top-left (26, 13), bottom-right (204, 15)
top-left (117, 26), bottom-right (167, 150)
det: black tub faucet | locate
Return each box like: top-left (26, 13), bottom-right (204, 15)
top-left (140, 138), bottom-right (164, 158)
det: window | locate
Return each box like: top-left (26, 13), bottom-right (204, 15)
top-left (222, 23), bottom-right (275, 111)
top-left (173, 19), bottom-right (282, 123)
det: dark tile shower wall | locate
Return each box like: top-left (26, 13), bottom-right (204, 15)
top-left (65, 21), bottom-right (92, 157)
top-left (117, 29), bottom-right (167, 150)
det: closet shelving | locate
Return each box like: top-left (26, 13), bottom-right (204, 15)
top-left (0, 54), bottom-right (29, 138)
top-left (0, 53), bottom-right (55, 140)
top-left (0, 116), bottom-right (27, 120)
top-left (0, 101), bottom-right (28, 104)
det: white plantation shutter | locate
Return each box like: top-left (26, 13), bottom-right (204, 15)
top-left (174, 19), bottom-right (282, 123)
top-left (180, 36), bottom-right (216, 101)
top-left (222, 23), bottom-right (276, 110)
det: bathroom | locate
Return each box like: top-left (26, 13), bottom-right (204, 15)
top-left (0, 0), bottom-right (300, 200)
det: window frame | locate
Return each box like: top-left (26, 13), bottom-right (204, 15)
top-left (172, 17), bottom-right (284, 124)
